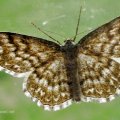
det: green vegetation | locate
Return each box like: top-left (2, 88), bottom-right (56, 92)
top-left (0, 0), bottom-right (120, 120)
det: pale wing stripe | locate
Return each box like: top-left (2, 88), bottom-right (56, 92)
top-left (0, 66), bottom-right (32, 78)
top-left (111, 57), bottom-right (120, 64)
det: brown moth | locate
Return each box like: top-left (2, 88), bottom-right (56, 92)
top-left (0, 8), bottom-right (120, 111)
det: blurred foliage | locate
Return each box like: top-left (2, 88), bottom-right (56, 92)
top-left (0, 0), bottom-right (120, 120)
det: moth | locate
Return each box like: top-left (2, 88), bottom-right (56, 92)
top-left (0, 8), bottom-right (120, 111)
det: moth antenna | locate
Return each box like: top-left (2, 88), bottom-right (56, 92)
top-left (73, 6), bottom-right (82, 41)
top-left (31, 22), bottom-right (61, 45)
top-left (42, 29), bottom-right (66, 40)
top-left (69, 28), bottom-right (93, 40)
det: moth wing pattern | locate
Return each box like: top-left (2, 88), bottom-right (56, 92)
top-left (0, 32), bottom-right (72, 111)
top-left (78, 16), bottom-right (120, 58)
top-left (0, 32), bottom-right (60, 73)
top-left (77, 17), bottom-right (120, 102)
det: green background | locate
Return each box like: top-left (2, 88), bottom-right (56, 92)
top-left (0, 0), bottom-right (120, 120)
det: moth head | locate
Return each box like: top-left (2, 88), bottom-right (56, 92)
top-left (64, 39), bottom-right (75, 45)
